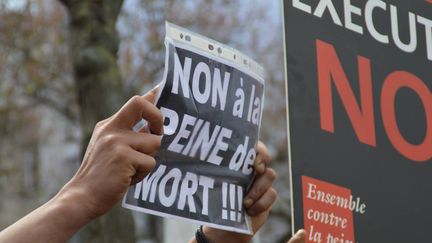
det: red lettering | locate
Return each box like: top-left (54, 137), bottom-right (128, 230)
top-left (317, 40), bottom-right (376, 146)
top-left (381, 71), bottom-right (432, 162)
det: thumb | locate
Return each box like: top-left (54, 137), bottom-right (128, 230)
top-left (287, 229), bottom-right (306, 243)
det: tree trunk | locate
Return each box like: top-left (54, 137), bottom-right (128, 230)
top-left (59, 1), bottom-right (136, 242)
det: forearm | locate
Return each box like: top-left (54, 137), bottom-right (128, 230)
top-left (0, 185), bottom-right (92, 243)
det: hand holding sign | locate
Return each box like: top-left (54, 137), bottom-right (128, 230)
top-left (198, 142), bottom-right (277, 243)
top-left (61, 91), bottom-right (163, 219)
top-left (0, 84), bottom-right (277, 243)
top-left (0, 90), bottom-right (164, 243)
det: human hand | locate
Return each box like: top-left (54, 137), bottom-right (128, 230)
top-left (59, 86), bottom-right (163, 220)
top-left (0, 87), bottom-right (163, 243)
top-left (200, 141), bottom-right (277, 243)
top-left (287, 229), bottom-right (307, 243)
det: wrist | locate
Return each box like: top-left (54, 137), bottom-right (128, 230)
top-left (51, 182), bottom-right (96, 231)
top-left (202, 226), bottom-right (251, 243)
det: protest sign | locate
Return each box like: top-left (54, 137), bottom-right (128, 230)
top-left (283, 0), bottom-right (432, 242)
top-left (122, 22), bottom-right (265, 234)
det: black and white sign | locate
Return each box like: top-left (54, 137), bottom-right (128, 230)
top-left (123, 23), bottom-right (265, 234)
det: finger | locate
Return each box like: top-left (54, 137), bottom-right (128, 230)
top-left (250, 205), bottom-right (273, 233)
top-left (247, 187), bottom-right (277, 216)
top-left (138, 125), bottom-right (151, 134)
top-left (123, 131), bottom-right (162, 155)
top-left (129, 150), bottom-right (157, 185)
top-left (143, 84), bottom-right (160, 103)
top-left (287, 229), bottom-right (307, 243)
top-left (112, 95), bottom-right (164, 135)
top-left (254, 141), bottom-right (271, 174)
top-left (95, 117), bottom-right (112, 128)
top-left (244, 168), bottom-right (277, 208)
top-left (127, 84), bottom-right (160, 133)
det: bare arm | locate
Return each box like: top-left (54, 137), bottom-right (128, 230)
top-left (0, 188), bottom-right (92, 243)
top-left (0, 88), bottom-right (163, 243)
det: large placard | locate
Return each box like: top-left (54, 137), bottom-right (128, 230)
top-left (284, 1), bottom-right (432, 242)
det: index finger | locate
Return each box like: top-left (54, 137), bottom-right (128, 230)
top-left (142, 84), bottom-right (160, 103)
top-left (112, 95), bottom-right (163, 135)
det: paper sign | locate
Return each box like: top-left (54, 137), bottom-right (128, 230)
top-left (123, 22), bottom-right (265, 234)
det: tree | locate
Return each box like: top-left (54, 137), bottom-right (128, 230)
top-left (58, 1), bottom-right (135, 242)
top-left (0, 0), bottom-right (78, 230)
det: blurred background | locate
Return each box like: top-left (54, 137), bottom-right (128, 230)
top-left (0, 0), bottom-right (290, 242)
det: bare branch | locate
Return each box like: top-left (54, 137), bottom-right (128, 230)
top-left (31, 94), bottom-right (78, 121)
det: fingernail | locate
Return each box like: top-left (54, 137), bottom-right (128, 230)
top-left (257, 163), bottom-right (265, 173)
top-left (244, 198), bottom-right (253, 208)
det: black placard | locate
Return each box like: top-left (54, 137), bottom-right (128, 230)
top-left (284, 1), bottom-right (432, 242)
